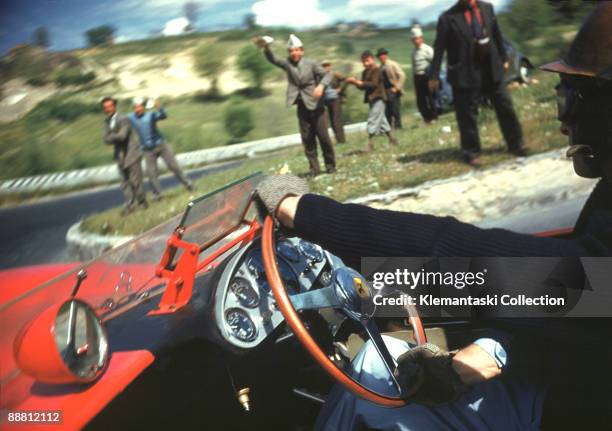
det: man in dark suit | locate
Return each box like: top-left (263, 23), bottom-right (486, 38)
top-left (101, 96), bottom-right (147, 215)
top-left (429, 0), bottom-right (526, 165)
top-left (257, 34), bottom-right (336, 176)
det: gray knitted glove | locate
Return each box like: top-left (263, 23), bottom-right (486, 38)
top-left (394, 343), bottom-right (468, 405)
top-left (255, 174), bottom-right (309, 217)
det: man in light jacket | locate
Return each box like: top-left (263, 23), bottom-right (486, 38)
top-left (377, 48), bottom-right (406, 129)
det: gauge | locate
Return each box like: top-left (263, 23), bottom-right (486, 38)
top-left (277, 241), bottom-right (300, 262)
top-left (226, 308), bottom-right (257, 342)
top-left (259, 261), bottom-right (299, 295)
top-left (246, 251), bottom-right (265, 277)
top-left (230, 277), bottom-right (260, 308)
top-left (298, 240), bottom-right (324, 263)
top-left (279, 260), bottom-right (299, 293)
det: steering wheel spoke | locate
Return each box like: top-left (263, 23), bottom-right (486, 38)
top-left (290, 286), bottom-right (340, 311)
top-left (361, 318), bottom-right (403, 395)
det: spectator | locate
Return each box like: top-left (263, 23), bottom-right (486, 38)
top-left (429, 0), bottom-right (527, 166)
top-left (410, 26), bottom-right (438, 124)
top-left (376, 48), bottom-right (406, 129)
top-left (346, 51), bottom-right (398, 152)
top-left (101, 96), bottom-right (147, 216)
top-left (128, 98), bottom-right (193, 200)
top-left (257, 34), bottom-right (336, 176)
top-left (321, 60), bottom-right (348, 144)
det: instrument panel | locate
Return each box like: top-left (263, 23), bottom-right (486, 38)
top-left (214, 237), bottom-right (329, 348)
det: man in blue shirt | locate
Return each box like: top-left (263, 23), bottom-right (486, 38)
top-left (128, 98), bottom-right (193, 199)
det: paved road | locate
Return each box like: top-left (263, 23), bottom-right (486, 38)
top-left (0, 161), bottom-right (241, 270)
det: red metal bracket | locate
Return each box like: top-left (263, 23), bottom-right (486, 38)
top-left (149, 220), bottom-right (260, 315)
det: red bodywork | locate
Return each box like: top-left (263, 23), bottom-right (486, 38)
top-left (0, 262), bottom-right (158, 430)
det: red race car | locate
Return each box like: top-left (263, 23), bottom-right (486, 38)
top-left (0, 173), bottom-right (576, 430)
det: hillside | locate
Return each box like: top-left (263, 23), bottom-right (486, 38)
top-left (0, 21), bottom-right (576, 181)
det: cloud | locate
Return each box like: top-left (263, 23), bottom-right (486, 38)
top-left (252, 0), bottom-right (331, 28)
top-left (343, 0), bottom-right (509, 24)
top-left (162, 17), bottom-right (191, 35)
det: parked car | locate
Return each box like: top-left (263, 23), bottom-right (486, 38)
top-left (434, 39), bottom-right (534, 113)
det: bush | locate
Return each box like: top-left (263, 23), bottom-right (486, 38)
top-left (237, 44), bottom-right (273, 90)
top-left (55, 70), bottom-right (96, 87)
top-left (224, 103), bottom-right (253, 142)
top-left (194, 43), bottom-right (225, 93)
top-left (337, 40), bottom-right (355, 55)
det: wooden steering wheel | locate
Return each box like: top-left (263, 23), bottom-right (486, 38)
top-left (261, 216), bottom-right (426, 407)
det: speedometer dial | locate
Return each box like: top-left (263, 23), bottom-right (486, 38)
top-left (230, 277), bottom-right (259, 308)
top-left (226, 308), bottom-right (257, 342)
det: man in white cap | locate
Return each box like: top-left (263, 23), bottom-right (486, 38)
top-left (410, 26), bottom-right (438, 124)
top-left (256, 34), bottom-right (336, 176)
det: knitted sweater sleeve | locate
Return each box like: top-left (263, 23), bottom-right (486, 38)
top-left (292, 194), bottom-right (588, 265)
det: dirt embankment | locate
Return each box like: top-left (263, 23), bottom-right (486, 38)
top-left (0, 47), bottom-right (250, 123)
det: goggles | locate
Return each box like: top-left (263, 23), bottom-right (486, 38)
top-left (555, 80), bottom-right (611, 125)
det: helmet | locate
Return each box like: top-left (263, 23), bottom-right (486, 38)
top-left (540, 3), bottom-right (612, 79)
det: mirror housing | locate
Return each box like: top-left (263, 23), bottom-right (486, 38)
top-left (14, 299), bottom-right (108, 384)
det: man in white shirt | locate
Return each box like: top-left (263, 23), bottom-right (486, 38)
top-left (411, 26), bottom-right (438, 123)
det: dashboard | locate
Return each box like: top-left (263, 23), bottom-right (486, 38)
top-left (214, 237), bottom-right (331, 349)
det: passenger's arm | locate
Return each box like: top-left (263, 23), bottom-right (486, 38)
top-left (453, 340), bottom-right (503, 385)
top-left (278, 194), bottom-right (588, 262)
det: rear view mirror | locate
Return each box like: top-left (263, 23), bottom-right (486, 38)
top-left (14, 299), bottom-right (108, 384)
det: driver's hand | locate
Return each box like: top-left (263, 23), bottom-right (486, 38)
top-left (394, 343), bottom-right (467, 406)
top-left (255, 175), bottom-right (309, 225)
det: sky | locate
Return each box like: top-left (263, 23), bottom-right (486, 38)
top-left (0, 0), bottom-right (510, 54)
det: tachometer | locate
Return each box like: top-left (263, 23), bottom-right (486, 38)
top-left (229, 277), bottom-right (259, 308)
top-left (225, 308), bottom-right (257, 342)
top-left (259, 260), bottom-right (299, 295)
top-left (298, 240), bottom-right (324, 263)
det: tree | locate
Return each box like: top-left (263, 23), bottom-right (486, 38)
top-left (194, 43), bottom-right (225, 94)
top-left (237, 44), bottom-right (272, 90)
top-left (224, 103), bottom-right (253, 143)
top-left (502, 0), bottom-right (555, 41)
top-left (184, 2), bottom-right (201, 29)
top-left (33, 27), bottom-right (49, 48)
top-left (243, 13), bottom-right (257, 30)
top-left (85, 25), bottom-right (115, 47)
